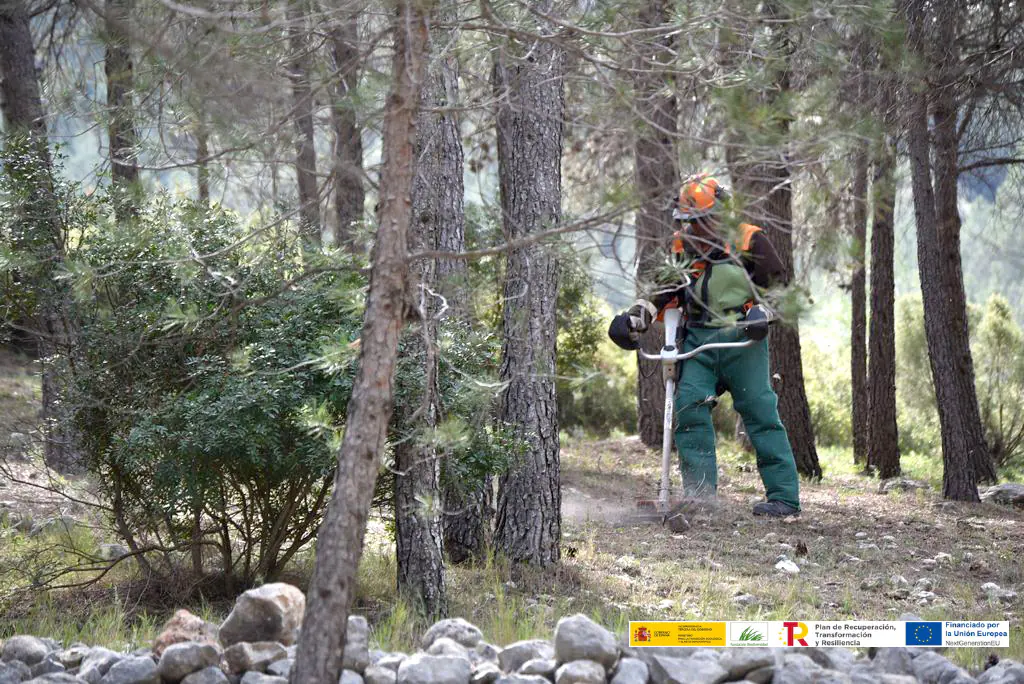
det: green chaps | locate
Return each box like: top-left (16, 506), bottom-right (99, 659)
top-left (673, 326), bottom-right (800, 509)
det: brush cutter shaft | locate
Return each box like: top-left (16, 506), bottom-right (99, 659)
top-left (660, 378), bottom-right (674, 511)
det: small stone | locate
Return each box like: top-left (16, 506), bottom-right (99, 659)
top-left (79, 649), bottom-right (124, 684)
top-left (427, 639), bottom-right (469, 659)
top-left (29, 656), bottom-right (65, 678)
top-left (915, 591), bottom-right (938, 605)
top-left (921, 559), bottom-right (937, 569)
top-left (648, 655), bottom-right (727, 684)
top-left (422, 620), bottom-right (485, 651)
top-left (267, 660), bottom-right (292, 679)
top-left (860, 576), bottom-right (882, 590)
top-left (855, 532), bottom-right (868, 538)
top-left (912, 652), bottom-right (970, 684)
top-left (915, 578), bottom-right (934, 592)
top-left (934, 552), bottom-right (952, 565)
top-left (498, 642), bottom-right (554, 674)
top-left (180, 666), bottom-right (231, 684)
top-left (365, 665), bottom-right (398, 684)
top-left (157, 643), bottom-right (220, 683)
top-left (732, 594), bottom-right (758, 607)
top-left (0, 661), bottom-right (31, 684)
top-left (719, 649), bottom-right (775, 680)
top-left (872, 648), bottom-right (914, 677)
top-left (340, 669), bottom-right (364, 684)
top-left (554, 660), bottom-right (604, 684)
top-left (218, 583), bottom-right (305, 648)
top-left (98, 656), bottom-right (159, 684)
top-left (980, 483), bottom-right (1024, 507)
top-left (494, 677), bottom-right (550, 684)
top-left (775, 559), bottom-right (800, 574)
top-left (610, 658), bottom-right (648, 684)
top-left (344, 616), bottom-right (371, 673)
top-left (1, 636), bottom-right (50, 666)
top-left (239, 673), bottom-right (287, 684)
top-left (55, 647), bottom-right (90, 670)
top-left (553, 615), bottom-right (619, 670)
top-left (376, 654), bottom-right (408, 673)
top-left (469, 663), bottom-right (500, 684)
top-left (222, 642), bottom-right (287, 674)
top-left (475, 644), bottom-right (499, 665)
top-left (154, 610), bottom-right (220, 658)
top-left (518, 659), bottom-right (556, 677)
top-left (396, 653), bottom-right (471, 684)
top-left (656, 599), bottom-right (674, 611)
top-left (20, 675), bottom-right (84, 683)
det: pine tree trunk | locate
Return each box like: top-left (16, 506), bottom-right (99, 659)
top-left (287, 0), bottom-right (321, 244)
top-left (492, 5), bottom-right (563, 566)
top-left (330, 12), bottom-right (364, 248)
top-left (929, 2), bottom-right (996, 486)
top-left (195, 114), bottom-right (210, 204)
top-left (867, 132), bottom-right (899, 479)
top-left (105, 0), bottom-right (140, 217)
top-left (290, 0), bottom-right (431, 678)
top-left (724, 1), bottom-right (820, 479)
top-left (0, 0), bottom-right (82, 474)
top-left (632, 0), bottom-right (677, 449)
top-left (850, 147), bottom-right (869, 466)
top-left (394, 31), bottom-right (465, 617)
top-left (903, 0), bottom-right (982, 502)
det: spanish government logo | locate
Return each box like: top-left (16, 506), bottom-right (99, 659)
top-left (633, 625), bottom-right (651, 643)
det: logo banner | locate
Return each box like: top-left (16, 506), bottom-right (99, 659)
top-left (628, 621), bottom-right (1010, 648)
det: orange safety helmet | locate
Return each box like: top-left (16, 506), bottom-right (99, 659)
top-left (673, 173), bottom-right (729, 221)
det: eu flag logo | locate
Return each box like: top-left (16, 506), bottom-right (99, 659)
top-left (906, 621), bottom-right (942, 646)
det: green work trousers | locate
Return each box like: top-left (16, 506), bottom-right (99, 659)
top-left (673, 326), bottom-right (800, 509)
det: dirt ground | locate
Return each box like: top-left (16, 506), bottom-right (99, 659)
top-left (557, 436), bottom-right (1023, 667)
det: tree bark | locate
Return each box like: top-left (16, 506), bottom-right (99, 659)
top-left (287, 0), bottom-right (321, 244)
top-left (394, 27), bottom-right (465, 617)
top-left (492, 2), bottom-right (563, 566)
top-left (724, 1), bottom-right (820, 479)
top-left (0, 0), bottom-right (82, 474)
top-left (290, 0), bottom-right (432, 679)
top-left (866, 128), bottom-right (899, 479)
top-left (904, 0), bottom-right (991, 500)
top-left (632, 0), bottom-right (677, 449)
top-left (195, 114), bottom-right (210, 205)
top-left (330, 11), bottom-right (364, 248)
top-left (929, 1), bottom-right (996, 486)
top-left (850, 147), bottom-right (869, 466)
top-left (105, 0), bottom-right (140, 217)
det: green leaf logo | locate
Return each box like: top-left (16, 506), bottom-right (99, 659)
top-left (739, 626), bottom-right (764, 642)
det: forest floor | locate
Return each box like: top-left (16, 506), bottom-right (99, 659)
top-left (1, 348), bottom-right (1022, 669)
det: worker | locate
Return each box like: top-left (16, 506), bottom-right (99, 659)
top-left (608, 174), bottom-right (801, 517)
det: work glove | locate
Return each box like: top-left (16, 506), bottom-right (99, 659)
top-left (626, 300), bottom-right (657, 334)
top-left (740, 304), bottom-right (773, 341)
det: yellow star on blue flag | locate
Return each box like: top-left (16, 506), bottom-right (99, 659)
top-left (905, 621), bottom-right (942, 646)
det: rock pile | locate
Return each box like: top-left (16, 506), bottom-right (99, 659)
top-left (1, 584), bottom-right (1020, 684)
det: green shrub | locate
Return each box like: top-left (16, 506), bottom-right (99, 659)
top-left (802, 339), bottom-right (852, 448)
top-left (972, 294), bottom-right (1024, 470)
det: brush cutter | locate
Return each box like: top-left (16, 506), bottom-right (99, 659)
top-left (633, 302), bottom-right (771, 522)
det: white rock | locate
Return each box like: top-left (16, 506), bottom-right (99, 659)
top-left (554, 660), bottom-right (605, 684)
top-left (218, 583), bottom-right (305, 647)
top-left (422, 620), bottom-right (484, 651)
top-left (222, 642), bottom-right (287, 674)
top-left (498, 641), bottom-right (554, 674)
top-left (553, 615), bottom-right (619, 670)
top-left (344, 616), bottom-right (371, 673)
top-left (609, 658), bottom-right (648, 684)
top-left (775, 559), bottom-right (800, 574)
top-left (1, 636), bottom-right (50, 666)
top-left (157, 643), bottom-right (220, 683)
top-left (397, 654), bottom-right (471, 684)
